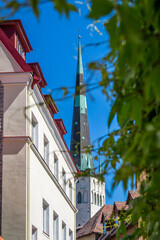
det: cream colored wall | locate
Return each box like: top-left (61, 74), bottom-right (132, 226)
top-left (0, 41), bottom-right (22, 72)
top-left (3, 84), bottom-right (27, 136)
top-left (29, 88), bottom-right (75, 198)
top-left (30, 149), bottom-right (75, 240)
top-left (28, 86), bottom-right (76, 239)
top-left (2, 141), bottom-right (26, 240)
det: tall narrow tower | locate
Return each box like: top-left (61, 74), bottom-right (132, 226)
top-left (71, 36), bottom-right (105, 227)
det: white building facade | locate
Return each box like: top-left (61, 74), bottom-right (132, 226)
top-left (0, 20), bottom-right (77, 240)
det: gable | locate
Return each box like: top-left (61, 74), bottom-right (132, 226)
top-left (0, 41), bottom-right (22, 72)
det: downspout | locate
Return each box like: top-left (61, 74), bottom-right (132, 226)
top-left (26, 75), bottom-right (33, 240)
top-left (74, 178), bottom-right (78, 239)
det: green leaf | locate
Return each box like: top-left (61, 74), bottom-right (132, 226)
top-left (30, 0), bottom-right (40, 17)
top-left (150, 65), bottom-right (160, 101)
top-left (108, 99), bottom-right (119, 128)
top-left (89, 0), bottom-right (114, 19)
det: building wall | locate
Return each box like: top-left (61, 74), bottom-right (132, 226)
top-left (0, 72), bottom-right (77, 240)
top-left (28, 89), bottom-right (76, 239)
top-left (1, 74), bottom-right (28, 240)
top-left (29, 148), bottom-right (75, 240)
top-left (2, 141), bottom-right (26, 240)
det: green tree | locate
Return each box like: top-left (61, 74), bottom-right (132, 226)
top-left (1, 0), bottom-right (160, 239)
top-left (88, 0), bottom-right (160, 239)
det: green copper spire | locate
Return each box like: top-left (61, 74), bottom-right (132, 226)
top-left (70, 35), bottom-right (95, 172)
top-left (77, 34), bottom-right (83, 74)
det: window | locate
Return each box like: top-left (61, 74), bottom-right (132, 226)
top-left (31, 114), bottom-right (38, 149)
top-left (69, 229), bottom-right (73, 240)
top-left (62, 169), bottom-right (66, 192)
top-left (32, 226), bottom-right (37, 240)
top-left (83, 190), bottom-right (88, 203)
top-left (44, 135), bottom-right (49, 165)
top-left (77, 192), bottom-right (82, 204)
top-left (69, 181), bottom-right (72, 202)
top-left (53, 211), bottom-right (59, 240)
top-left (94, 192), bottom-right (96, 205)
top-left (17, 39), bottom-right (25, 58)
top-left (43, 199), bottom-right (49, 235)
top-left (97, 194), bottom-right (99, 206)
top-left (100, 195), bottom-right (102, 206)
top-left (62, 221), bottom-right (66, 240)
top-left (93, 180), bottom-right (95, 191)
top-left (54, 153), bottom-right (58, 180)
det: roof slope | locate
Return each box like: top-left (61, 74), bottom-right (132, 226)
top-left (77, 205), bottom-right (113, 238)
top-left (114, 201), bottom-right (128, 211)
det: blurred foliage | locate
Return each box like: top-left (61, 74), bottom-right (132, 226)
top-left (88, 0), bottom-right (160, 239)
top-left (1, 0), bottom-right (160, 239)
top-left (0, 0), bottom-right (77, 18)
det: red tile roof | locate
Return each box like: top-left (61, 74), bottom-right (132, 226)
top-left (114, 201), bottom-right (128, 211)
top-left (77, 205), bottom-right (113, 238)
top-left (129, 190), bottom-right (140, 199)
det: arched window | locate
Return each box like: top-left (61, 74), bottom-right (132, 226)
top-left (94, 192), bottom-right (96, 205)
top-left (97, 194), bottom-right (99, 206)
top-left (77, 192), bottom-right (82, 204)
top-left (83, 190), bottom-right (88, 203)
top-left (100, 195), bottom-right (102, 206)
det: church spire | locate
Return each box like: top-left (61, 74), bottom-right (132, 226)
top-left (70, 35), bottom-right (95, 172)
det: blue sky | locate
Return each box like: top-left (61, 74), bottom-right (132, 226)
top-left (12, 1), bottom-right (131, 204)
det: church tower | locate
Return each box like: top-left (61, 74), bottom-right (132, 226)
top-left (70, 35), bottom-right (106, 227)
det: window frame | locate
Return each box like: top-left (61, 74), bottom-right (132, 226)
top-left (32, 225), bottom-right (37, 240)
top-left (54, 153), bottom-right (59, 180)
top-left (62, 221), bottom-right (66, 240)
top-left (43, 199), bottom-right (49, 236)
top-left (53, 211), bottom-right (59, 240)
top-left (44, 134), bottom-right (49, 165)
top-left (31, 113), bottom-right (38, 149)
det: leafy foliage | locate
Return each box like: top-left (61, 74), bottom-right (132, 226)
top-left (0, 0), bottom-right (77, 18)
top-left (88, 0), bottom-right (160, 239)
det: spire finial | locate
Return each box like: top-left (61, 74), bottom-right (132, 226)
top-left (77, 32), bottom-right (83, 74)
top-left (78, 30), bottom-right (81, 39)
